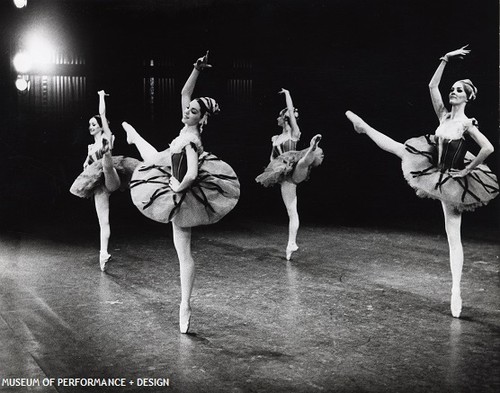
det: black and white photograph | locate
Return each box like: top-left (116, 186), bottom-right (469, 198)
top-left (0, 0), bottom-right (498, 391)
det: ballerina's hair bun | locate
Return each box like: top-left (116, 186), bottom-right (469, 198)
top-left (279, 107), bottom-right (299, 121)
top-left (459, 79), bottom-right (478, 101)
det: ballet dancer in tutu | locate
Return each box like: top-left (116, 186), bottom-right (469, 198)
top-left (122, 52), bottom-right (240, 333)
top-left (70, 90), bottom-right (140, 272)
top-left (255, 88), bottom-right (324, 260)
top-left (345, 45), bottom-right (498, 318)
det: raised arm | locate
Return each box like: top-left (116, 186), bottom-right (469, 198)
top-left (97, 90), bottom-right (112, 140)
top-left (181, 51), bottom-right (211, 112)
top-left (279, 88), bottom-right (301, 139)
top-left (428, 45), bottom-right (470, 120)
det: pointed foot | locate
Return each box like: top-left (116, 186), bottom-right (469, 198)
top-left (179, 305), bottom-right (192, 334)
top-left (451, 291), bottom-right (462, 318)
top-left (99, 252), bottom-right (111, 272)
top-left (345, 110), bottom-right (368, 134)
top-left (286, 244), bottom-right (299, 261)
top-left (122, 122), bottom-right (137, 145)
top-left (310, 134), bottom-right (322, 150)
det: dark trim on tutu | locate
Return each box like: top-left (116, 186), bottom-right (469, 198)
top-left (130, 150), bottom-right (240, 227)
top-left (401, 135), bottom-right (499, 212)
top-left (255, 148), bottom-right (322, 187)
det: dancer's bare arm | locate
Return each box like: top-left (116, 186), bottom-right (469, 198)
top-left (451, 124), bottom-right (494, 178)
top-left (181, 51), bottom-right (211, 112)
top-left (169, 145), bottom-right (199, 192)
top-left (279, 88), bottom-right (301, 139)
top-left (98, 90), bottom-right (112, 140)
top-left (429, 45), bottom-right (470, 120)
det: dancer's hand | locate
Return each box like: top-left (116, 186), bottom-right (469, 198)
top-left (279, 88), bottom-right (290, 95)
top-left (443, 45), bottom-right (470, 61)
top-left (169, 177), bottom-right (182, 192)
top-left (194, 51), bottom-right (212, 70)
top-left (98, 90), bottom-right (109, 97)
top-left (450, 167), bottom-right (471, 178)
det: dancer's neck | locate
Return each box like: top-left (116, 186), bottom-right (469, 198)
top-left (181, 125), bottom-right (201, 137)
top-left (448, 103), bottom-right (467, 120)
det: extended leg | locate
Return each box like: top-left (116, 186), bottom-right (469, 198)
top-left (441, 202), bottom-right (464, 318)
top-left (172, 222), bottom-right (195, 333)
top-left (345, 111), bottom-right (406, 158)
top-left (292, 134), bottom-right (322, 184)
top-left (122, 121), bottom-right (160, 162)
top-left (94, 188), bottom-right (112, 272)
top-left (280, 181), bottom-right (299, 260)
top-left (101, 140), bottom-right (121, 192)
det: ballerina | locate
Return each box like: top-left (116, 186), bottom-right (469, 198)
top-left (122, 52), bottom-right (240, 333)
top-left (345, 45), bottom-right (498, 318)
top-left (70, 90), bottom-right (140, 272)
top-left (256, 88), bottom-right (324, 260)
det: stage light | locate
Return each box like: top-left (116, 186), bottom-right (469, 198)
top-left (26, 34), bottom-right (55, 67)
top-left (13, 51), bottom-right (32, 73)
top-left (13, 33), bottom-right (56, 73)
top-left (13, 0), bottom-right (27, 8)
top-left (15, 76), bottom-right (30, 92)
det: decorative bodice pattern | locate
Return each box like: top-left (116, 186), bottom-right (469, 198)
top-left (169, 132), bottom-right (203, 182)
top-left (271, 133), bottom-right (299, 159)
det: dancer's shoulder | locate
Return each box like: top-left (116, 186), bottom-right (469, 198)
top-left (170, 133), bottom-right (202, 153)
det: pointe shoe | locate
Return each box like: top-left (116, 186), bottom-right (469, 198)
top-left (286, 244), bottom-right (299, 261)
top-left (179, 306), bottom-right (192, 334)
top-left (310, 134), bottom-right (322, 150)
top-left (99, 252), bottom-right (111, 272)
top-left (451, 292), bottom-right (462, 318)
top-left (345, 110), bottom-right (367, 134)
top-left (122, 122), bottom-right (137, 145)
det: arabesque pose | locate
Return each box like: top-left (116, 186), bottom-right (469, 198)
top-left (346, 45), bottom-right (498, 318)
top-left (123, 52), bottom-right (240, 333)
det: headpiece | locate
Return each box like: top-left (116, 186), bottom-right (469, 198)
top-left (458, 79), bottom-right (477, 101)
top-left (279, 107), bottom-right (299, 121)
top-left (195, 97), bottom-right (220, 131)
top-left (196, 97), bottom-right (220, 117)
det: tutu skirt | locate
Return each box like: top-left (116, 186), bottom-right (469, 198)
top-left (401, 135), bottom-right (498, 212)
top-left (255, 148), bottom-right (322, 187)
top-left (130, 149), bottom-right (240, 227)
top-left (70, 156), bottom-right (141, 198)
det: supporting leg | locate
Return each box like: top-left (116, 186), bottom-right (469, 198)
top-left (94, 188), bottom-right (112, 272)
top-left (280, 181), bottom-right (299, 260)
top-left (441, 202), bottom-right (464, 318)
top-left (172, 222), bottom-right (195, 333)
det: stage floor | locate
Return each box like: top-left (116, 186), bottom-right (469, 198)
top-left (0, 219), bottom-right (499, 392)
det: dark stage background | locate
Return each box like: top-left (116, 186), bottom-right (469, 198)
top-left (0, 0), bottom-right (498, 235)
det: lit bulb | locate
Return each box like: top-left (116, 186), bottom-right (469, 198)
top-left (15, 78), bottom-right (29, 92)
top-left (13, 0), bottom-right (27, 8)
top-left (13, 52), bottom-right (32, 73)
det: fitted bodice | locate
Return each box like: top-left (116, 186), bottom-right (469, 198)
top-left (271, 133), bottom-right (299, 159)
top-left (169, 132), bottom-right (203, 182)
top-left (438, 138), bottom-right (467, 171)
top-left (84, 137), bottom-right (106, 169)
top-left (171, 151), bottom-right (188, 182)
top-left (434, 115), bottom-right (476, 171)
